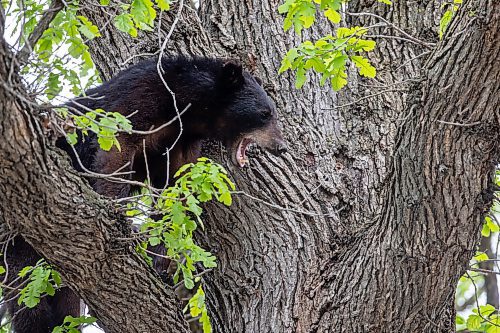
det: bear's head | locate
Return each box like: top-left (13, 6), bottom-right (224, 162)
top-left (212, 61), bottom-right (287, 167)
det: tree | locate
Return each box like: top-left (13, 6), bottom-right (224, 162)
top-left (0, 0), bottom-right (499, 332)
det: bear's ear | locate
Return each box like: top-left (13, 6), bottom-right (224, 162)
top-left (221, 61), bottom-right (244, 87)
top-left (254, 76), bottom-right (263, 86)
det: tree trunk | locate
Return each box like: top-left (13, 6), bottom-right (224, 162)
top-left (195, 0), bottom-right (500, 332)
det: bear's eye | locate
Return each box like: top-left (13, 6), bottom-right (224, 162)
top-left (261, 108), bottom-right (272, 119)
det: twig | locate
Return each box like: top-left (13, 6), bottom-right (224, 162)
top-left (365, 34), bottom-right (433, 47)
top-left (142, 138), bottom-right (156, 206)
top-left (465, 271), bottom-right (500, 327)
top-left (322, 89), bottom-right (407, 110)
top-left (347, 12), bottom-right (435, 48)
top-left (157, 0), bottom-right (185, 188)
top-left (469, 268), bottom-right (500, 276)
top-left (435, 119), bottom-right (481, 127)
top-left (231, 191), bottom-right (344, 218)
top-left (395, 51), bottom-right (431, 71)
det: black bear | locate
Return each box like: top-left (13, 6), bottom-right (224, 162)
top-left (66, 56), bottom-right (286, 197)
top-left (4, 56), bottom-right (286, 332)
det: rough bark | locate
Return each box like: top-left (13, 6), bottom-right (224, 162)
top-left (0, 0), bottom-right (498, 332)
top-left (195, 0), bottom-right (500, 332)
top-left (0, 38), bottom-right (189, 333)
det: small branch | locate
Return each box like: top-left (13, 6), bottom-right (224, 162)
top-left (466, 271), bottom-right (500, 328)
top-left (469, 268), bottom-right (500, 276)
top-left (157, 0), bottom-right (185, 188)
top-left (435, 119), bottom-right (482, 127)
top-left (365, 34), bottom-right (434, 47)
top-left (395, 51), bottom-right (431, 71)
top-left (347, 11), bottom-right (435, 48)
top-left (231, 190), bottom-right (344, 218)
top-left (17, 0), bottom-right (64, 64)
top-left (322, 89), bottom-right (407, 110)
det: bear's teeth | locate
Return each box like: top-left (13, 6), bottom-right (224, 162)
top-left (238, 158), bottom-right (248, 167)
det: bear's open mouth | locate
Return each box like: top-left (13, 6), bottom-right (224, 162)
top-left (235, 137), bottom-right (254, 167)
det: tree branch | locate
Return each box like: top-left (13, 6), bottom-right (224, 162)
top-left (0, 37), bottom-right (190, 332)
top-left (16, 0), bottom-right (64, 64)
top-left (0, 1), bottom-right (5, 38)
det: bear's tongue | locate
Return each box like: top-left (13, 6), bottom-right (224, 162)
top-left (236, 138), bottom-right (253, 167)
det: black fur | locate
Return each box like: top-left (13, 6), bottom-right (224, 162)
top-left (5, 56), bottom-right (286, 332)
top-left (64, 56), bottom-right (285, 197)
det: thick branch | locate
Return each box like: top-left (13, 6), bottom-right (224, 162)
top-left (0, 38), bottom-right (189, 333)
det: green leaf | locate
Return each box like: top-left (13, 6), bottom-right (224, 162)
top-left (351, 55), bottom-right (376, 78)
top-left (300, 15), bottom-right (315, 28)
top-left (52, 270), bottom-right (62, 286)
top-left (487, 325), bottom-right (500, 333)
top-left (77, 16), bottom-right (101, 39)
top-left (354, 39), bottom-right (376, 51)
top-left (439, 10), bottom-right (454, 39)
top-left (97, 136), bottom-right (114, 151)
top-left (66, 132), bottom-right (78, 145)
top-left (377, 0), bottom-right (392, 4)
top-left (53, 315), bottom-right (97, 332)
top-left (324, 8), bottom-right (341, 23)
top-left (68, 40), bottom-right (86, 58)
top-left (19, 266), bottom-right (33, 277)
top-left (156, 0), bottom-right (170, 10)
top-left (295, 66), bottom-right (307, 88)
top-left (149, 237), bottom-right (161, 246)
top-left (45, 72), bottom-right (62, 100)
top-left (114, 14), bottom-right (135, 34)
top-left (474, 251), bottom-right (490, 262)
top-left (331, 70), bottom-right (347, 91)
top-left (466, 314), bottom-right (482, 330)
top-left (480, 304), bottom-right (496, 317)
top-left (486, 216), bottom-right (499, 232)
top-left (482, 222), bottom-right (492, 237)
top-left (219, 191), bottom-right (232, 206)
top-left (131, 0), bottom-right (157, 27)
top-left (278, 0), bottom-right (294, 14)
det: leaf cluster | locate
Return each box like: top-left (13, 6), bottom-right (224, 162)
top-left (113, 0), bottom-right (170, 37)
top-left (133, 158), bottom-right (234, 290)
top-left (279, 26), bottom-right (376, 90)
top-left (277, 0), bottom-right (387, 90)
top-left (17, 260), bottom-right (62, 309)
top-left (457, 304), bottom-right (500, 333)
top-left (184, 286), bottom-right (211, 333)
top-left (9, 0), bottom-right (101, 100)
top-left (52, 315), bottom-right (97, 333)
top-left (57, 107), bottom-right (133, 151)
